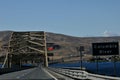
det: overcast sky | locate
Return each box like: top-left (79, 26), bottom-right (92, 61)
top-left (0, 0), bottom-right (120, 37)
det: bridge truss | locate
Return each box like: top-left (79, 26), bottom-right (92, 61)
top-left (2, 31), bottom-right (48, 68)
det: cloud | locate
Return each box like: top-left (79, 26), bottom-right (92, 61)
top-left (103, 30), bottom-right (119, 37)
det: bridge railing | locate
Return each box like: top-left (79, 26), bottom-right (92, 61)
top-left (48, 67), bottom-right (120, 80)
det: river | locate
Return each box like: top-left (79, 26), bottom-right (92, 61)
top-left (50, 61), bottom-right (120, 77)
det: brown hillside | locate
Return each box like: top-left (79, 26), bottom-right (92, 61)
top-left (0, 31), bottom-right (120, 61)
top-left (46, 32), bottom-right (120, 56)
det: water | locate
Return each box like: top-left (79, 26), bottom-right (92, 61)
top-left (50, 62), bottom-right (120, 77)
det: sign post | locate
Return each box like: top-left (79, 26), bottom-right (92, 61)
top-left (114, 56), bottom-right (116, 76)
top-left (96, 56), bottom-right (99, 73)
top-left (79, 46), bottom-right (84, 70)
top-left (92, 42), bottom-right (119, 76)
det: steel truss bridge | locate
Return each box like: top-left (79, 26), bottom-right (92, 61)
top-left (1, 31), bottom-right (48, 68)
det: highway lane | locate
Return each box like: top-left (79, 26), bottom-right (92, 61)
top-left (0, 66), bottom-right (57, 80)
top-left (20, 66), bottom-right (57, 80)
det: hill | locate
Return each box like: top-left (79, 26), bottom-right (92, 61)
top-left (0, 31), bottom-right (120, 61)
top-left (46, 32), bottom-right (120, 61)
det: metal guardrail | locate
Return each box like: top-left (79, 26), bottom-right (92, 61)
top-left (48, 67), bottom-right (120, 80)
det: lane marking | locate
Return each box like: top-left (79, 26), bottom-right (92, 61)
top-left (42, 67), bottom-right (58, 80)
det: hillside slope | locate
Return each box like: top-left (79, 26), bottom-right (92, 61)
top-left (0, 31), bottom-right (120, 61)
top-left (46, 32), bottom-right (120, 55)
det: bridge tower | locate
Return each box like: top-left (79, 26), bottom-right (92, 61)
top-left (3, 31), bottom-right (48, 68)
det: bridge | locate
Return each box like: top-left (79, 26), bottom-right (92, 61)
top-left (1, 31), bottom-right (48, 68)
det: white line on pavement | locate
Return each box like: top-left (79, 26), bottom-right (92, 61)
top-left (42, 67), bottom-right (58, 80)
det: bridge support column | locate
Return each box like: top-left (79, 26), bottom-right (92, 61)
top-left (7, 54), bottom-right (12, 68)
top-left (44, 32), bottom-right (48, 67)
top-left (45, 52), bottom-right (48, 67)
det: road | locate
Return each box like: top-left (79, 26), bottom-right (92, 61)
top-left (0, 66), bottom-right (57, 80)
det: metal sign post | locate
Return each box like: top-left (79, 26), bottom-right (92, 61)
top-left (96, 56), bottom-right (99, 74)
top-left (79, 46), bottom-right (84, 70)
top-left (113, 56), bottom-right (117, 77)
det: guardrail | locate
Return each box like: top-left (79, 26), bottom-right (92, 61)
top-left (48, 67), bottom-right (120, 80)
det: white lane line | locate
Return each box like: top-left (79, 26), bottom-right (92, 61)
top-left (43, 67), bottom-right (58, 80)
top-left (16, 68), bottom-right (36, 79)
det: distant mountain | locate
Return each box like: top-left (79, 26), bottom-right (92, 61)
top-left (0, 31), bottom-right (120, 61)
top-left (46, 32), bottom-right (120, 60)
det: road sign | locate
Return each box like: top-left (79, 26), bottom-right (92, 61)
top-left (92, 42), bottom-right (119, 56)
top-left (47, 47), bottom-right (54, 51)
top-left (47, 53), bottom-right (54, 56)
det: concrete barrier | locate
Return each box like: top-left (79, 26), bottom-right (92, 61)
top-left (48, 67), bottom-right (120, 80)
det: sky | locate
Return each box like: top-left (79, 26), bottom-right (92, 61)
top-left (0, 0), bottom-right (120, 37)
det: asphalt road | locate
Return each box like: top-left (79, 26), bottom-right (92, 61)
top-left (0, 66), bottom-right (57, 80)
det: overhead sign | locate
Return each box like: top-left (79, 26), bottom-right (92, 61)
top-left (92, 42), bottom-right (119, 56)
